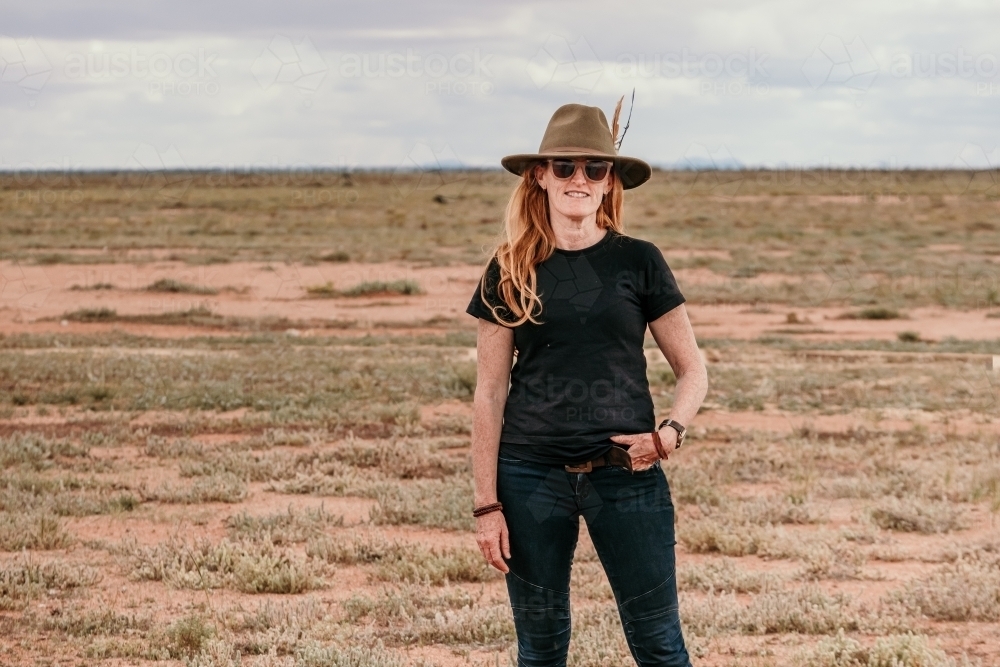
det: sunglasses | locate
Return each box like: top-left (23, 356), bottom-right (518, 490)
top-left (548, 159), bottom-right (613, 182)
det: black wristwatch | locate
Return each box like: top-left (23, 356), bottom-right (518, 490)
top-left (657, 418), bottom-right (687, 449)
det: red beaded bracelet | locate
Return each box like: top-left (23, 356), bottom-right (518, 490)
top-left (472, 502), bottom-right (503, 518)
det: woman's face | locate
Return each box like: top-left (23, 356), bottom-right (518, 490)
top-left (535, 159), bottom-right (613, 222)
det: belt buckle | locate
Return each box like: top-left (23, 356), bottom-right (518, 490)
top-left (564, 460), bottom-right (593, 473)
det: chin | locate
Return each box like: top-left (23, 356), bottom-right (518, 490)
top-left (556, 203), bottom-right (599, 219)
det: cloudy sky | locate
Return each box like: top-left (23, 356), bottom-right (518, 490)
top-left (1, 0), bottom-right (998, 171)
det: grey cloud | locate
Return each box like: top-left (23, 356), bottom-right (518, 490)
top-left (1, 1), bottom-right (998, 170)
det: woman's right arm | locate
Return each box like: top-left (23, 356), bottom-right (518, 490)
top-left (471, 317), bottom-right (515, 573)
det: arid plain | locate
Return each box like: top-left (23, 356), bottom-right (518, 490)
top-left (1, 168), bottom-right (999, 666)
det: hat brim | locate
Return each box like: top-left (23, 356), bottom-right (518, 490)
top-left (501, 152), bottom-right (652, 190)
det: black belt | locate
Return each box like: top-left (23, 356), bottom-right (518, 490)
top-left (564, 445), bottom-right (634, 473)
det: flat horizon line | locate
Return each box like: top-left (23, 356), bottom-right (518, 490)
top-left (0, 165), bottom-right (996, 174)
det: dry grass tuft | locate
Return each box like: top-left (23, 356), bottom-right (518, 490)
top-left (341, 280), bottom-right (423, 297)
top-left (145, 278), bottom-right (219, 295)
top-left (565, 605), bottom-right (632, 666)
top-left (148, 472), bottom-right (248, 504)
top-left (0, 472), bottom-right (140, 516)
top-left (0, 556), bottom-right (100, 610)
top-left (800, 630), bottom-right (958, 667)
top-left (343, 584), bottom-right (513, 646)
top-left (119, 536), bottom-right (322, 593)
top-left (296, 640), bottom-right (405, 666)
top-left (867, 497), bottom-right (968, 534)
top-left (42, 605), bottom-right (152, 637)
top-left (369, 477), bottom-right (475, 531)
top-left (883, 555), bottom-right (1000, 622)
top-left (272, 461), bottom-right (380, 497)
top-left (166, 613), bottom-right (216, 657)
top-left (0, 433), bottom-right (89, 470)
top-left (330, 438), bottom-right (469, 479)
top-left (679, 492), bottom-right (827, 556)
top-left (678, 558), bottom-right (784, 593)
top-left (307, 529), bottom-right (495, 585)
top-left (225, 505), bottom-right (343, 545)
top-left (0, 512), bottom-right (74, 550)
top-left (683, 585), bottom-right (860, 637)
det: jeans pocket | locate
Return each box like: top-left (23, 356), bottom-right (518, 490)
top-left (624, 460), bottom-right (661, 476)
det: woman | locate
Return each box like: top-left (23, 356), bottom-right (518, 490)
top-left (465, 101), bottom-right (708, 667)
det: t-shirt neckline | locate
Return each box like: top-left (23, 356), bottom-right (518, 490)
top-left (553, 228), bottom-right (616, 257)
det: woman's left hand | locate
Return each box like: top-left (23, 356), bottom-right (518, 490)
top-left (610, 429), bottom-right (678, 472)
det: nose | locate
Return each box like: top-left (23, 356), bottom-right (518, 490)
top-left (569, 162), bottom-right (588, 186)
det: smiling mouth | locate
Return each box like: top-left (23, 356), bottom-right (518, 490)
top-left (565, 191), bottom-right (590, 198)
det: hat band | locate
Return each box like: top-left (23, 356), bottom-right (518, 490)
top-left (539, 146), bottom-right (617, 156)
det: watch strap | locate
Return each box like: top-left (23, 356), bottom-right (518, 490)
top-left (657, 418), bottom-right (686, 449)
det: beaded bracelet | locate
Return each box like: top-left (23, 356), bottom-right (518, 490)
top-left (472, 501), bottom-right (503, 518)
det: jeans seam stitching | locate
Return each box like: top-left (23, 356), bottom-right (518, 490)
top-left (623, 604), bottom-right (679, 623)
top-left (511, 605), bottom-right (569, 611)
top-left (507, 570), bottom-right (570, 598)
top-left (617, 572), bottom-right (675, 609)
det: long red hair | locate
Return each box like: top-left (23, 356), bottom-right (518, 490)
top-left (481, 98), bottom-right (629, 327)
top-left (481, 165), bottom-right (624, 327)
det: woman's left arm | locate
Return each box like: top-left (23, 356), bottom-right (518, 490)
top-left (611, 303), bottom-right (708, 467)
top-left (648, 303), bottom-right (708, 431)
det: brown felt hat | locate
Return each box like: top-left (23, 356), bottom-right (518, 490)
top-left (501, 103), bottom-right (652, 189)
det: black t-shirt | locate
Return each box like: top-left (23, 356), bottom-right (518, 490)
top-left (465, 229), bottom-right (685, 466)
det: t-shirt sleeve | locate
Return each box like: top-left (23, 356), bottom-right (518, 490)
top-left (641, 244), bottom-right (686, 323)
top-left (466, 256), bottom-right (511, 326)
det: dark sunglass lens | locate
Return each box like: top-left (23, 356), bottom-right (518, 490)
top-left (551, 160), bottom-right (576, 179)
top-left (585, 161), bottom-right (610, 180)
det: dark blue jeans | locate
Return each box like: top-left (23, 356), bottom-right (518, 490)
top-left (496, 451), bottom-right (692, 667)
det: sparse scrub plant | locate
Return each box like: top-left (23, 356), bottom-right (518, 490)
top-left (145, 278), bottom-right (219, 295)
top-left (678, 558), bottom-right (784, 593)
top-left (120, 536), bottom-right (322, 593)
top-left (225, 505), bottom-right (343, 545)
top-left (0, 512), bottom-right (73, 550)
top-left (883, 556), bottom-right (1000, 621)
top-left (306, 529), bottom-right (494, 584)
top-left (369, 477), bottom-right (475, 531)
top-left (0, 557), bottom-right (99, 610)
top-left (867, 497), bottom-right (968, 534)
top-left (149, 472), bottom-right (248, 504)
top-left (800, 629), bottom-right (957, 667)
